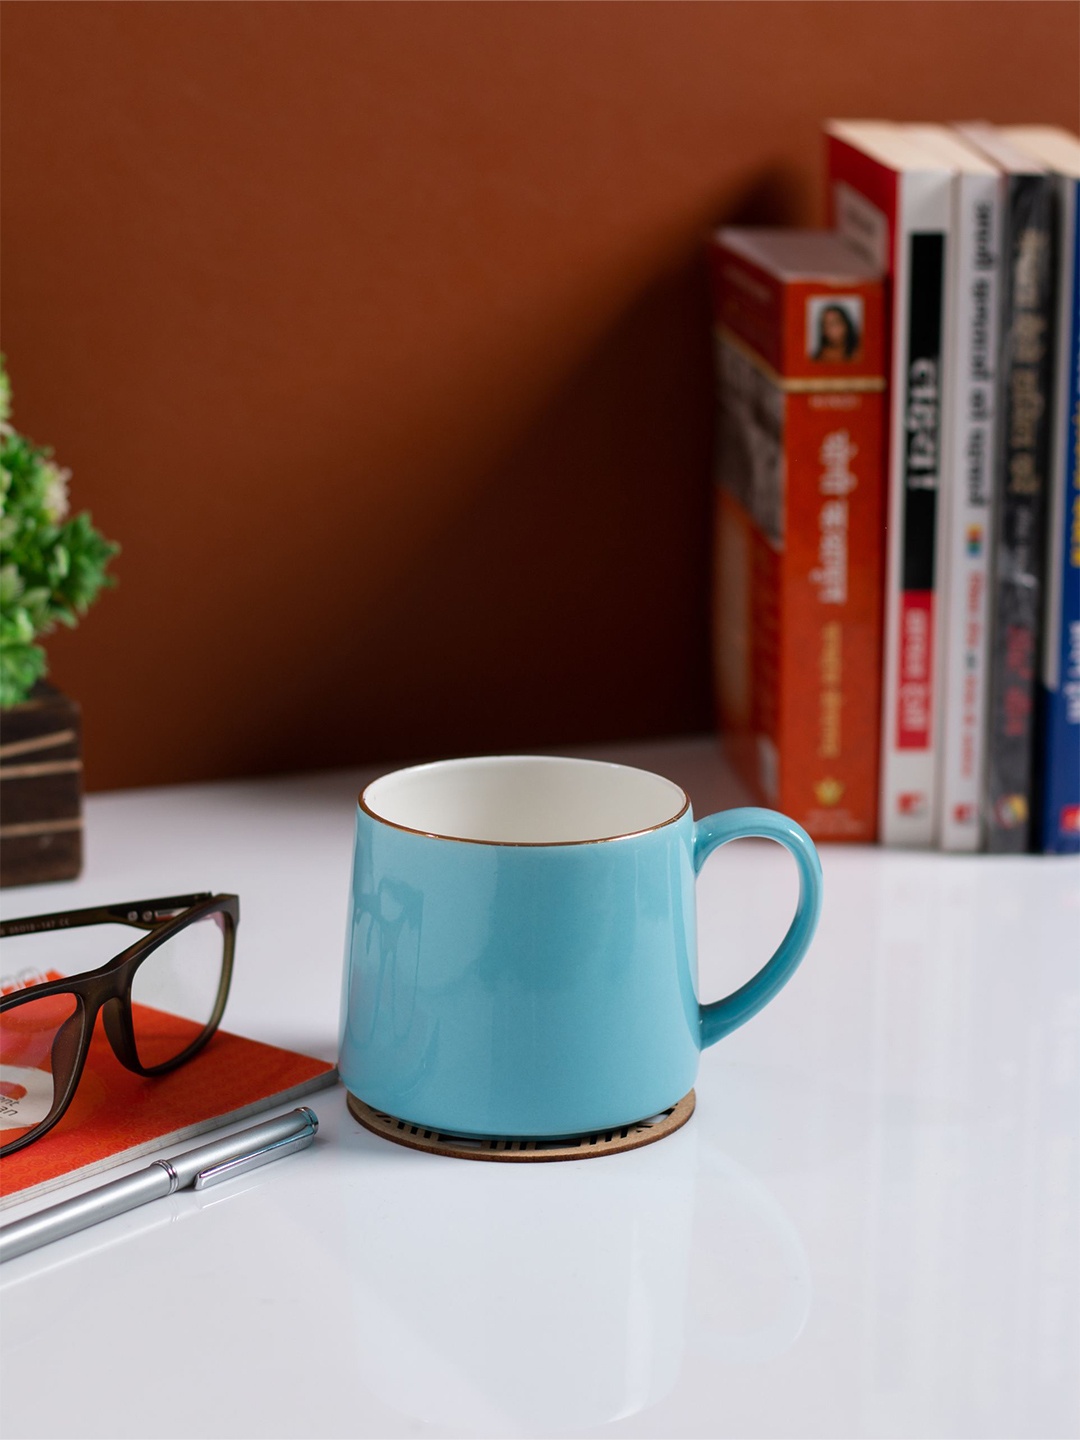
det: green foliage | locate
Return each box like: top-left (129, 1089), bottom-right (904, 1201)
top-left (0, 358), bottom-right (119, 707)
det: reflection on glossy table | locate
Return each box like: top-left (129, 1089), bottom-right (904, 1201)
top-left (0, 738), bottom-right (1076, 1440)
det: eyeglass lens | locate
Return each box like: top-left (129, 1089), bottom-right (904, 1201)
top-left (0, 992), bottom-right (81, 1147)
top-left (129, 912), bottom-right (228, 1067)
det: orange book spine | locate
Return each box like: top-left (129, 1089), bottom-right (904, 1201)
top-left (710, 234), bottom-right (885, 842)
top-left (782, 387), bottom-right (884, 839)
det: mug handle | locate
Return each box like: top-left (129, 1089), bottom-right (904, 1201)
top-left (694, 807), bottom-right (823, 1049)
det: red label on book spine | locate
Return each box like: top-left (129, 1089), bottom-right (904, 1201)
top-left (897, 590), bottom-right (934, 749)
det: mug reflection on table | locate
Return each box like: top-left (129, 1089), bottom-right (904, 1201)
top-left (340, 1118), bottom-right (812, 1433)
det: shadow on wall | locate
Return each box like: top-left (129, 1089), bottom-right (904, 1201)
top-left (29, 149), bottom-right (808, 790)
top-left (158, 165), bottom-right (809, 784)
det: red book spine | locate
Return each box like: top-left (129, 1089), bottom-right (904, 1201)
top-left (826, 129), bottom-right (952, 845)
top-left (783, 387), bottom-right (885, 838)
top-left (710, 235), bottom-right (885, 842)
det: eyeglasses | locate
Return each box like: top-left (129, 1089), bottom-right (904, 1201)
top-left (0, 892), bottom-right (239, 1157)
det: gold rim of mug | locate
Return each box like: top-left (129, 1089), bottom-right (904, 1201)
top-left (357, 757), bottom-right (691, 847)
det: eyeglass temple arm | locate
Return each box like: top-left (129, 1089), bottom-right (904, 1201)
top-left (0, 893), bottom-right (216, 940)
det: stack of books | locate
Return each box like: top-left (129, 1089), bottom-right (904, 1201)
top-left (710, 121), bottom-right (1079, 854)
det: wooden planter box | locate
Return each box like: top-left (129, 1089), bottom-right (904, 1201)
top-left (0, 682), bottom-right (83, 888)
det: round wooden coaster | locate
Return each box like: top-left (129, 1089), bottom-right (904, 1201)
top-left (346, 1089), bottom-right (695, 1162)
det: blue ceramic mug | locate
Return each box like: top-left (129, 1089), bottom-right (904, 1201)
top-left (339, 755), bottom-right (822, 1138)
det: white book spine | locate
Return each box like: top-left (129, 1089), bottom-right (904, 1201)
top-left (878, 173), bottom-right (952, 846)
top-left (937, 172), bottom-right (1004, 851)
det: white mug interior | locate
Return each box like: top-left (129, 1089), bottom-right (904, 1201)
top-left (361, 755), bottom-right (688, 844)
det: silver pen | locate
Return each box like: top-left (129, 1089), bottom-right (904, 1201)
top-left (0, 1105), bottom-right (319, 1264)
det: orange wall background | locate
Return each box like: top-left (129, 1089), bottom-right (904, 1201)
top-left (3, 2), bottom-right (1077, 791)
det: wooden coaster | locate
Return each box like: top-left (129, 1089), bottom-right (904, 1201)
top-left (346, 1089), bottom-right (695, 1162)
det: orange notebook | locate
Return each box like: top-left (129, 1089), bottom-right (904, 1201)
top-left (0, 1003), bottom-right (337, 1209)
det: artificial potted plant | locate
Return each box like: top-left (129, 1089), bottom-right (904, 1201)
top-left (0, 359), bottom-right (118, 886)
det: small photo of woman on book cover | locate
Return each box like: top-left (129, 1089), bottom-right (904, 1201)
top-left (807, 296), bottom-right (863, 362)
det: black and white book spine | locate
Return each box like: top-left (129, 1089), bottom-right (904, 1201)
top-left (878, 184), bottom-right (951, 846)
top-left (937, 172), bottom-right (1004, 850)
top-left (984, 175), bottom-right (1059, 852)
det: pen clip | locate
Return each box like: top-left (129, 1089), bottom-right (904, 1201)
top-left (192, 1121), bottom-right (317, 1191)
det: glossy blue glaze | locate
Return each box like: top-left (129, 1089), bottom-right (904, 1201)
top-left (339, 801), bottom-right (822, 1138)
top-left (693, 808), bottom-right (823, 1048)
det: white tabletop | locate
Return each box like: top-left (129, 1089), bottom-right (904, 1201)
top-left (1, 738), bottom-right (1077, 1440)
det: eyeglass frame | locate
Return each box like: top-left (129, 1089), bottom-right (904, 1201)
top-left (0, 892), bottom-right (239, 1158)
